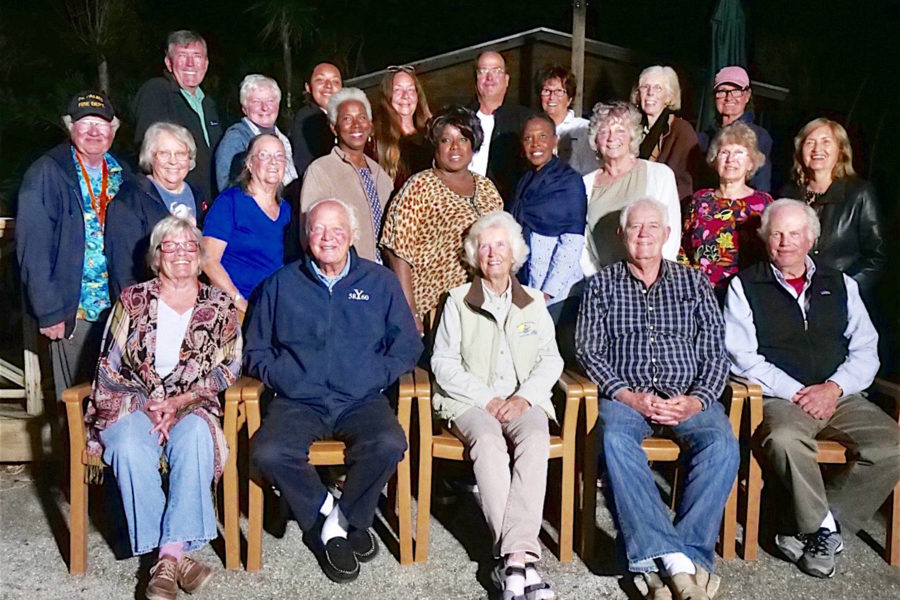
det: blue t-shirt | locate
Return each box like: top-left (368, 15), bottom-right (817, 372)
top-left (202, 186), bottom-right (291, 297)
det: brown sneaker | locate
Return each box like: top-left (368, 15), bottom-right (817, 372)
top-left (633, 571), bottom-right (672, 600)
top-left (667, 573), bottom-right (710, 600)
top-left (146, 556), bottom-right (179, 600)
top-left (177, 555), bottom-right (213, 594)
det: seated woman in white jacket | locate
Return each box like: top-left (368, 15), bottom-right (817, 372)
top-left (431, 211), bottom-right (563, 600)
top-left (579, 100), bottom-right (681, 277)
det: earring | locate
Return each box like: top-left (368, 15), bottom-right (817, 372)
top-left (334, 136), bottom-right (338, 145)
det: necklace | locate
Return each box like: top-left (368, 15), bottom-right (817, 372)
top-left (75, 153), bottom-right (110, 227)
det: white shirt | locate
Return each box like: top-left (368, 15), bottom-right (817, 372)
top-left (470, 111), bottom-right (495, 176)
top-left (155, 299), bottom-right (193, 378)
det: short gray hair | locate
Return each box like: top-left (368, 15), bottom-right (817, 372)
top-left (62, 114), bottom-right (121, 136)
top-left (166, 30), bottom-right (207, 56)
top-left (463, 211), bottom-right (530, 274)
top-left (239, 74), bottom-right (282, 106)
top-left (138, 122), bottom-right (197, 173)
top-left (326, 87), bottom-right (372, 125)
top-left (630, 65), bottom-right (682, 111)
top-left (758, 198), bottom-right (821, 243)
top-left (148, 215), bottom-right (204, 276)
top-left (588, 101), bottom-right (643, 159)
top-left (305, 198), bottom-right (361, 244)
top-left (619, 196), bottom-right (670, 230)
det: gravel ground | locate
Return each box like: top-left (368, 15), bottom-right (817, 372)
top-left (1, 464), bottom-right (898, 599)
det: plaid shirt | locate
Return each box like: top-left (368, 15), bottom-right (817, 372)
top-left (575, 260), bottom-right (728, 408)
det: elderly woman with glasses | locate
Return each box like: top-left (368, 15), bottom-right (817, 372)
top-left (371, 65), bottom-right (433, 189)
top-left (85, 215), bottom-right (241, 599)
top-left (214, 74), bottom-right (298, 192)
top-left (581, 101), bottom-right (680, 277)
top-left (781, 118), bottom-right (886, 303)
top-left (431, 211), bottom-right (563, 600)
top-left (203, 133), bottom-right (291, 312)
top-left (631, 65), bottom-right (699, 209)
top-left (679, 122), bottom-right (772, 295)
top-left (300, 87), bottom-right (393, 263)
top-left (106, 121), bottom-right (204, 300)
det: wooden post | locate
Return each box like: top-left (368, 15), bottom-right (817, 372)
top-left (571, 0), bottom-right (587, 115)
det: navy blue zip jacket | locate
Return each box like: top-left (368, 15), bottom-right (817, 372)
top-left (16, 143), bottom-right (131, 329)
top-left (243, 248), bottom-right (423, 407)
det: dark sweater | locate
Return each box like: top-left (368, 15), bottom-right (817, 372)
top-left (243, 248), bottom-right (423, 408)
top-left (738, 261), bottom-right (849, 386)
top-left (132, 73), bottom-right (223, 202)
top-left (290, 103), bottom-right (334, 178)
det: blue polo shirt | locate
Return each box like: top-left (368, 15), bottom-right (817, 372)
top-left (202, 186), bottom-right (291, 297)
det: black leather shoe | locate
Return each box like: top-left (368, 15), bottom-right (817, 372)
top-left (318, 537), bottom-right (359, 583)
top-left (348, 527), bottom-right (379, 562)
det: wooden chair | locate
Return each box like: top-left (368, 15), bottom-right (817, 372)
top-left (224, 372), bottom-right (417, 572)
top-left (412, 366), bottom-right (585, 563)
top-left (62, 380), bottom-right (242, 574)
top-left (572, 372), bottom-right (748, 561)
top-left (740, 377), bottom-right (900, 565)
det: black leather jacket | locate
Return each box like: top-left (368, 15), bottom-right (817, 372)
top-left (782, 177), bottom-right (886, 299)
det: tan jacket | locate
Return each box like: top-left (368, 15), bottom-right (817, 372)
top-left (300, 146), bottom-right (394, 261)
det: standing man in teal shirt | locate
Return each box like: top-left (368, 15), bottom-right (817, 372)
top-left (133, 30), bottom-right (223, 206)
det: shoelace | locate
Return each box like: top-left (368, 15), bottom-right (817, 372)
top-left (804, 529), bottom-right (835, 556)
top-left (151, 558), bottom-right (177, 579)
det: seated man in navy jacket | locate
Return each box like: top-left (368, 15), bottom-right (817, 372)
top-left (245, 198), bottom-right (422, 583)
top-left (725, 199), bottom-right (900, 579)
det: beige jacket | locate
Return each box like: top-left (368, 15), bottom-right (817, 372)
top-left (300, 146), bottom-right (393, 261)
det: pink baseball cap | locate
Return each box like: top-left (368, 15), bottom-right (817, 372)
top-left (714, 66), bottom-right (750, 89)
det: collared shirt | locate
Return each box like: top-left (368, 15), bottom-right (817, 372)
top-left (724, 256), bottom-right (879, 400)
top-left (180, 86), bottom-right (209, 146)
top-left (576, 260), bottom-right (729, 408)
top-left (470, 110), bottom-right (494, 176)
top-left (311, 256), bottom-right (351, 292)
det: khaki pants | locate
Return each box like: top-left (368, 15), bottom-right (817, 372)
top-left (756, 393), bottom-right (900, 534)
top-left (452, 405), bottom-right (550, 559)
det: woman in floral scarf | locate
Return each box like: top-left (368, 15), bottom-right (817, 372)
top-left (85, 215), bottom-right (241, 600)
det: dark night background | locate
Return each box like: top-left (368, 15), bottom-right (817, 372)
top-left (1, 0), bottom-right (899, 366)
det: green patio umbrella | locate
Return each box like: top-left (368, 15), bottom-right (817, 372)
top-left (698, 0), bottom-right (748, 135)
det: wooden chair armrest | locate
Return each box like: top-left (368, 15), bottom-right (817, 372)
top-left (566, 371), bottom-right (599, 434)
top-left (61, 382), bottom-right (93, 405)
top-left (723, 379), bottom-right (747, 439)
top-left (396, 371), bottom-right (415, 437)
top-left (557, 370), bottom-right (583, 443)
top-left (62, 382), bottom-right (93, 455)
top-left (414, 366), bottom-right (434, 430)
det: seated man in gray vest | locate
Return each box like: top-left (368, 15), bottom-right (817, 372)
top-left (724, 198), bottom-right (900, 578)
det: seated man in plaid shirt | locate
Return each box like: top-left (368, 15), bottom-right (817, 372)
top-left (576, 197), bottom-right (738, 600)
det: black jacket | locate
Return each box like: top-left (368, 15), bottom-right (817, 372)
top-left (132, 73), bottom-right (223, 202)
top-left (470, 100), bottom-right (531, 208)
top-left (782, 177), bottom-right (886, 300)
top-left (290, 103), bottom-right (334, 178)
top-left (105, 174), bottom-right (207, 300)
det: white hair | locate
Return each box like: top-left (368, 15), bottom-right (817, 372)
top-left (758, 198), bottom-right (821, 242)
top-left (305, 198), bottom-right (361, 243)
top-left (325, 87), bottom-right (372, 125)
top-left (138, 121), bottom-right (197, 173)
top-left (239, 74), bottom-right (282, 106)
top-left (619, 196), bottom-right (670, 230)
top-left (148, 215), bottom-right (204, 276)
top-left (587, 101), bottom-right (643, 158)
top-left (630, 65), bottom-right (682, 111)
top-left (463, 211), bottom-right (530, 274)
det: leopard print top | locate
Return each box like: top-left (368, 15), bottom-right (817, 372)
top-left (380, 169), bottom-right (503, 314)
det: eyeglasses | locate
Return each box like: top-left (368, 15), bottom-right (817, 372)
top-left (246, 98), bottom-right (278, 109)
top-left (476, 67), bottom-right (505, 76)
top-left (158, 241), bottom-right (199, 253)
top-left (387, 65), bottom-right (415, 74)
top-left (639, 84), bottom-right (665, 95)
top-left (714, 87), bottom-right (748, 100)
top-left (540, 88), bottom-right (567, 98)
top-left (253, 151), bottom-right (287, 164)
top-left (74, 119), bottom-right (112, 133)
top-left (716, 148), bottom-right (748, 160)
top-left (155, 150), bottom-right (190, 163)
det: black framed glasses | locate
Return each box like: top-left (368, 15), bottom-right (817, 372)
top-left (714, 87), bottom-right (749, 100)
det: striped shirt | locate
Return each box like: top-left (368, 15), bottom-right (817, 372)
top-left (575, 259), bottom-right (728, 408)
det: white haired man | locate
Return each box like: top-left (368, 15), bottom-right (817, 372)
top-left (724, 198), bottom-right (900, 578)
top-left (577, 197), bottom-right (738, 600)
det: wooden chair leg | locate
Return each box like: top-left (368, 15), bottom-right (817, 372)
top-left (887, 484), bottom-right (900, 566)
top-left (579, 425), bottom-right (598, 560)
top-left (223, 391), bottom-right (240, 570)
top-left (396, 448), bottom-right (414, 565)
top-left (717, 475), bottom-right (738, 559)
top-left (741, 397), bottom-right (763, 561)
top-left (69, 456), bottom-right (88, 574)
top-left (245, 397), bottom-right (264, 572)
top-left (559, 446), bottom-right (575, 562)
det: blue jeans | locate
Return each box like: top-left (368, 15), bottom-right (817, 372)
top-left (599, 399), bottom-right (738, 573)
top-left (100, 410), bottom-right (217, 555)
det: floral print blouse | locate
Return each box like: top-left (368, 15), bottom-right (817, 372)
top-left (678, 188), bottom-right (773, 288)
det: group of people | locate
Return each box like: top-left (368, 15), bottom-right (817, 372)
top-left (15, 27), bottom-right (899, 600)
